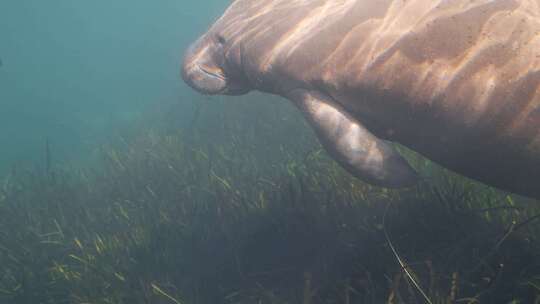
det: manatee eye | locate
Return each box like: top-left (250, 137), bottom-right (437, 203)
top-left (216, 34), bottom-right (226, 45)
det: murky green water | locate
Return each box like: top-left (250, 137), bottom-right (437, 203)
top-left (1, 1), bottom-right (539, 303)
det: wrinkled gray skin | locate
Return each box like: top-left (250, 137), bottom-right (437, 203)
top-left (182, 0), bottom-right (540, 200)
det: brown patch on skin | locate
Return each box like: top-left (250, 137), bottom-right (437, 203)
top-left (362, 0), bottom-right (520, 98)
top-left (500, 71), bottom-right (540, 138)
top-left (395, 0), bottom-right (519, 63)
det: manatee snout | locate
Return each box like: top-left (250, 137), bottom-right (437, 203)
top-left (182, 36), bottom-right (228, 95)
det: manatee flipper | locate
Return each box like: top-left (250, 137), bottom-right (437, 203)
top-left (287, 89), bottom-right (418, 188)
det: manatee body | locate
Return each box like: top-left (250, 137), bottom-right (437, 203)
top-left (182, 0), bottom-right (540, 200)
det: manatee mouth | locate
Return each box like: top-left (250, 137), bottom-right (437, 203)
top-left (182, 63), bottom-right (228, 95)
top-left (199, 65), bottom-right (226, 81)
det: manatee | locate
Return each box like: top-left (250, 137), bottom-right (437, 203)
top-left (182, 0), bottom-right (540, 200)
